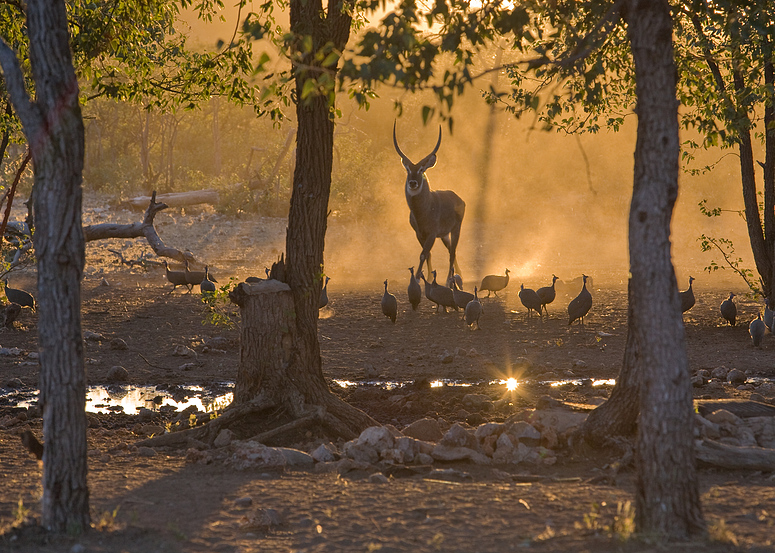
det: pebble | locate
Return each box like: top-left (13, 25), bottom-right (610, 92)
top-left (110, 337), bottom-right (128, 350)
top-left (106, 365), bottom-right (129, 383)
top-left (368, 473), bottom-right (389, 484)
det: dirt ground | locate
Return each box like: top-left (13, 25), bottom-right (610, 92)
top-left (1, 203), bottom-right (774, 552)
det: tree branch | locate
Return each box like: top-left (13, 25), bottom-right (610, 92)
top-left (0, 39), bottom-right (39, 137)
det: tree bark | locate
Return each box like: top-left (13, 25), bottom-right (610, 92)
top-left (0, 0), bottom-right (90, 533)
top-left (625, 0), bottom-right (705, 539)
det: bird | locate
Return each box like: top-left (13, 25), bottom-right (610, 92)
top-left (536, 275), bottom-right (558, 315)
top-left (447, 274), bottom-right (463, 290)
top-left (451, 280), bottom-right (474, 309)
top-left (480, 269), bottom-right (510, 298)
top-left (568, 274), bottom-right (593, 325)
top-left (430, 270), bottom-right (458, 312)
top-left (184, 260), bottom-right (206, 290)
top-left (162, 260), bottom-right (190, 293)
top-left (381, 279), bottom-right (397, 323)
top-left (407, 267), bottom-right (422, 311)
top-left (319, 276), bottom-right (330, 309)
top-left (679, 276), bottom-right (695, 313)
top-left (3, 279), bottom-right (35, 310)
top-left (465, 287), bottom-right (483, 330)
top-left (764, 298), bottom-right (773, 332)
top-left (750, 312), bottom-right (766, 347)
top-left (200, 266), bottom-right (217, 295)
top-left (519, 284), bottom-right (543, 319)
top-left (720, 292), bottom-right (737, 326)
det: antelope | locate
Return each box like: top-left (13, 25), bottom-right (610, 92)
top-left (393, 121), bottom-right (465, 286)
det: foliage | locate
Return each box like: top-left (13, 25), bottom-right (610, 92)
top-left (200, 276), bottom-right (239, 328)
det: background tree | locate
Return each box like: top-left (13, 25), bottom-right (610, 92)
top-left (0, 0), bottom-right (89, 532)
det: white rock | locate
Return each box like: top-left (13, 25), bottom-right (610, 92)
top-left (229, 441), bottom-right (287, 470)
top-left (357, 426), bottom-right (395, 450)
top-left (440, 423), bottom-right (479, 450)
top-left (705, 409), bottom-right (742, 425)
top-left (173, 345), bottom-right (197, 358)
top-left (462, 393), bottom-right (493, 410)
top-left (369, 473), bottom-right (389, 484)
top-left (342, 441), bottom-right (379, 464)
top-left (527, 408), bottom-right (588, 434)
top-left (403, 418), bottom-right (443, 442)
top-left (507, 421), bottom-right (541, 442)
top-left (277, 447), bottom-right (314, 466)
top-left (694, 414), bottom-right (721, 440)
top-left (474, 422), bottom-right (504, 440)
top-left (431, 444), bottom-right (491, 465)
top-left (213, 429), bottom-right (234, 448)
top-left (311, 443), bottom-right (337, 463)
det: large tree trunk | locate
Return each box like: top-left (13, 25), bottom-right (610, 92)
top-left (626, 0), bottom-right (705, 538)
top-left (0, 0), bottom-right (90, 533)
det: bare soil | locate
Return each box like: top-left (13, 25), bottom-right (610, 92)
top-left (0, 206), bottom-right (774, 552)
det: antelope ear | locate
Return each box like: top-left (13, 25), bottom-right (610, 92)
top-left (401, 158), bottom-right (411, 171)
top-left (421, 154), bottom-right (437, 171)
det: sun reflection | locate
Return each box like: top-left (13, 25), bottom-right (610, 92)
top-left (505, 377), bottom-right (518, 391)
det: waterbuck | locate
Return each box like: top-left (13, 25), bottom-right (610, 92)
top-left (393, 122), bottom-right (465, 286)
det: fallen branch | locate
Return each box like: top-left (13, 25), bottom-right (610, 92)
top-left (695, 439), bottom-right (775, 471)
top-left (120, 189), bottom-right (219, 210)
top-left (83, 191), bottom-right (195, 264)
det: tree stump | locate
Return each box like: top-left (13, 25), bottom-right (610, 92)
top-left (229, 280), bottom-right (295, 405)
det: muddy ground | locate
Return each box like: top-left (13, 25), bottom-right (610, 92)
top-left (0, 203), bottom-right (774, 552)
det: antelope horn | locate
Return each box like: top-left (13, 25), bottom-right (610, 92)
top-left (393, 121), bottom-right (410, 164)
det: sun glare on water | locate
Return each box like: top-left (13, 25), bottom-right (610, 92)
top-left (505, 378), bottom-right (518, 391)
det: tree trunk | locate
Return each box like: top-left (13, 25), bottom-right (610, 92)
top-left (626, 0), bottom-right (705, 538)
top-left (0, 0), bottom-right (90, 533)
top-left (581, 280), bottom-right (640, 445)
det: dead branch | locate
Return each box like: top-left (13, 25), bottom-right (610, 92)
top-left (83, 191), bottom-right (195, 264)
top-left (695, 439), bottom-right (775, 471)
top-left (120, 189), bottom-right (220, 211)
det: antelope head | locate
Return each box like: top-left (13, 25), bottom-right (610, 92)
top-left (393, 121), bottom-right (442, 198)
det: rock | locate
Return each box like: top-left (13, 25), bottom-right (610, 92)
top-left (173, 345), bottom-right (197, 358)
top-left (137, 408), bottom-right (155, 423)
top-left (234, 496), bottom-right (253, 508)
top-left (431, 444), bottom-right (491, 465)
top-left (178, 363), bottom-right (197, 371)
top-left (364, 364), bottom-right (379, 378)
top-left (465, 413), bottom-right (486, 426)
top-left (492, 436), bottom-right (531, 465)
top-left (137, 446), bottom-right (157, 457)
top-left (727, 369), bottom-right (747, 385)
top-left (106, 365), bottom-right (129, 383)
top-left (696, 369), bottom-right (711, 379)
top-left (369, 473), bottom-right (389, 484)
top-left (229, 442), bottom-right (288, 470)
top-left (691, 376), bottom-right (706, 388)
top-left (403, 418), bottom-right (443, 442)
top-left (474, 422), bottom-right (504, 440)
top-left (750, 393), bottom-right (766, 403)
top-left (213, 429), bottom-right (234, 448)
top-left (277, 448), bottom-right (314, 467)
top-left (440, 351), bottom-right (455, 364)
top-left (711, 366), bottom-right (729, 380)
top-left (0, 347), bottom-right (23, 357)
top-left (83, 330), bottom-right (104, 342)
top-left (5, 377), bottom-right (23, 389)
top-left (26, 352), bottom-right (39, 360)
top-left (747, 416), bottom-right (775, 448)
top-left (311, 443), bottom-right (337, 463)
top-left (109, 337), bottom-right (128, 350)
top-left (527, 408), bottom-right (588, 435)
top-left (694, 414), bottom-right (721, 440)
top-left (535, 396), bottom-right (562, 410)
top-left (342, 441), bottom-right (379, 465)
top-left (357, 426), bottom-right (395, 450)
top-left (507, 421), bottom-right (541, 444)
top-left (705, 409), bottom-right (742, 425)
top-left (205, 336), bottom-right (232, 349)
top-left (440, 423), bottom-right (479, 450)
top-left (139, 424), bottom-right (165, 437)
top-left (416, 452), bottom-right (434, 465)
top-left (573, 359), bottom-right (587, 368)
top-left (462, 393), bottom-right (493, 411)
top-left (454, 347), bottom-right (468, 357)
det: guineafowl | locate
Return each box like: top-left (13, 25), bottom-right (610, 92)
top-left (184, 260), bottom-right (206, 290)
top-left (319, 276), bottom-right (330, 309)
top-left (519, 284), bottom-right (543, 319)
top-left (381, 279), bottom-right (397, 323)
top-left (720, 292), bottom-right (737, 326)
top-left (162, 260), bottom-right (190, 293)
top-left (447, 274), bottom-right (463, 290)
top-left (452, 280), bottom-right (474, 309)
top-left (568, 274), bottom-right (592, 325)
top-left (480, 269), bottom-right (510, 298)
top-left (200, 266), bottom-right (216, 294)
top-left (465, 287), bottom-right (483, 330)
top-left (407, 267), bottom-right (422, 311)
top-left (536, 275), bottom-right (558, 315)
top-left (750, 313), bottom-right (766, 347)
top-left (431, 270), bottom-right (457, 312)
top-left (680, 276), bottom-right (695, 313)
top-left (3, 279), bottom-right (34, 310)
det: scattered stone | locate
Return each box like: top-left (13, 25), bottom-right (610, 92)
top-left (573, 360), bottom-right (587, 369)
top-left (535, 396), bottom-right (562, 410)
top-left (364, 364), bottom-right (379, 378)
top-left (711, 366), bottom-right (729, 380)
top-left (109, 337), bottom-right (128, 350)
top-left (139, 425), bottom-right (165, 437)
top-left (426, 468), bottom-right (473, 482)
top-left (205, 336), bottom-right (232, 349)
top-left (696, 369), bottom-right (710, 379)
top-left (705, 409), bottom-right (742, 425)
top-left (440, 423), bottom-right (479, 450)
top-left (507, 421), bottom-right (541, 444)
top-left (137, 446), bottom-right (157, 457)
top-left (26, 352), bottom-right (39, 360)
top-left (277, 448), bottom-right (314, 466)
top-left (466, 413), bottom-right (486, 426)
top-left (179, 363), bottom-right (197, 371)
top-left (213, 429), bottom-right (234, 448)
top-left (106, 366), bottom-right (129, 383)
top-left (727, 369), bottom-right (746, 385)
top-left (462, 393), bottom-right (492, 411)
top-left (234, 496), bottom-right (254, 508)
top-left (440, 351), bottom-right (455, 364)
top-left (84, 330), bottom-right (104, 342)
top-left (431, 444), bottom-right (490, 465)
top-left (750, 393), bottom-right (766, 403)
top-left (369, 473), bottom-right (389, 484)
top-left (468, 348), bottom-right (479, 357)
top-left (691, 376), bottom-right (706, 388)
top-left (403, 418), bottom-right (443, 442)
top-left (311, 443), bottom-right (337, 463)
top-left (5, 377), bottom-right (23, 389)
top-left (0, 347), bottom-right (23, 357)
top-left (173, 345), bottom-right (197, 358)
top-left (137, 408), bottom-right (155, 423)
top-left (240, 508), bottom-right (282, 530)
top-left (454, 347), bottom-right (468, 358)
top-left (229, 441), bottom-right (288, 470)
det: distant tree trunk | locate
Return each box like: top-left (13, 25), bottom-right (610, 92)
top-left (625, 0), bottom-right (705, 538)
top-left (212, 97), bottom-right (222, 177)
top-left (0, 0), bottom-right (89, 533)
